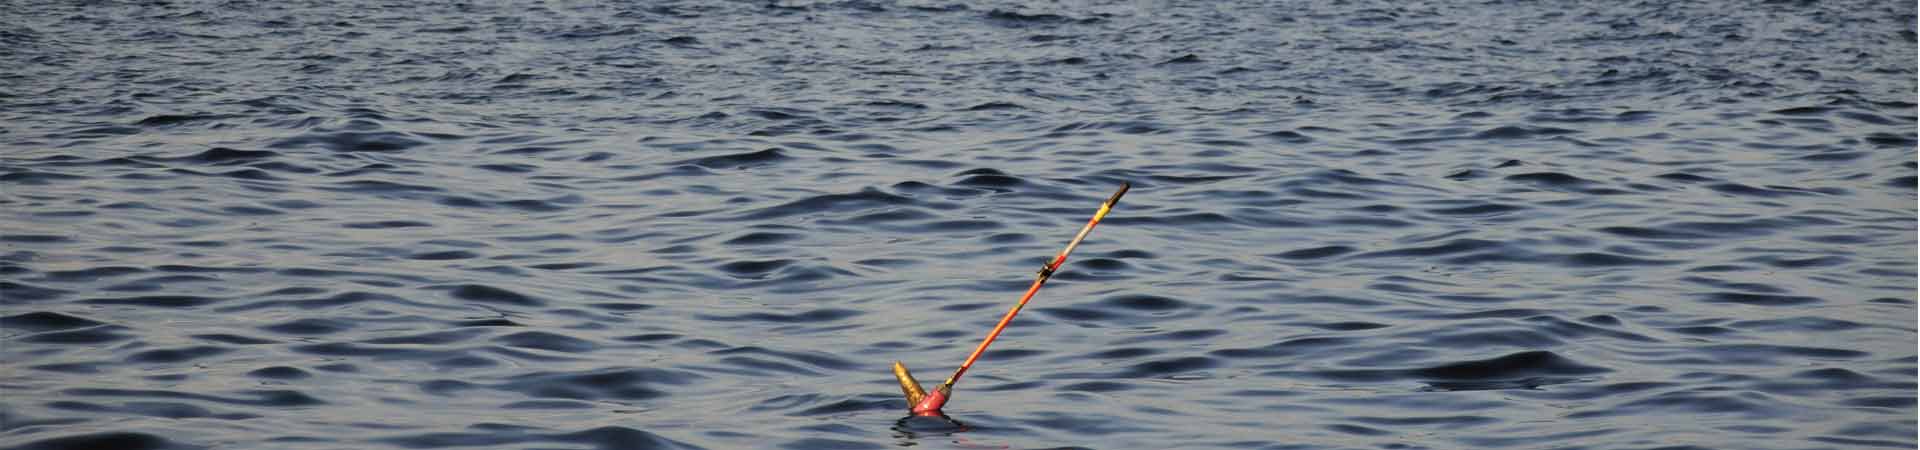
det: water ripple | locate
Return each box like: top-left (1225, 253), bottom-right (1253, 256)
top-left (1, 0), bottom-right (1912, 449)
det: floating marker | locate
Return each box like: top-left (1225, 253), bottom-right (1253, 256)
top-left (894, 182), bottom-right (1129, 415)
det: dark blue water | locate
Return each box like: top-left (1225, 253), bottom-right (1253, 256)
top-left (3, 1), bottom-right (1915, 449)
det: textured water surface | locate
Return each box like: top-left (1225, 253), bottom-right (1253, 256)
top-left (3, 1), bottom-right (1915, 449)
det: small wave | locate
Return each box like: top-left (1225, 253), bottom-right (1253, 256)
top-left (674, 148), bottom-right (790, 169)
top-left (269, 131), bottom-right (427, 152)
top-left (445, 284), bottom-right (546, 307)
top-left (12, 432), bottom-right (177, 450)
top-left (982, 9), bottom-right (1101, 26)
top-left (728, 187), bottom-right (919, 221)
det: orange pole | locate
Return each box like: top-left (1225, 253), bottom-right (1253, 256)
top-left (941, 261), bottom-right (1052, 387)
top-left (911, 182), bottom-right (1128, 414)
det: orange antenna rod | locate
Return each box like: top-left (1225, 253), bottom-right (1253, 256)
top-left (906, 182), bottom-right (1129, 415)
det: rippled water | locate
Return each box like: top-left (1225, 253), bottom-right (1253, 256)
top-left (3, 1), bottom-right (1916, 449)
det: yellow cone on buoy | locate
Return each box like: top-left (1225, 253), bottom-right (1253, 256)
top-left (892, 361), bottom-right (926, 406)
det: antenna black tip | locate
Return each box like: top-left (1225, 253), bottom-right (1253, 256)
top-left (1106, 182), bottom-right (1130, 205)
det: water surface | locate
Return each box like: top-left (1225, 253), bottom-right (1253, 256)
top-left (2, 1), bottom-right (1915, 449)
